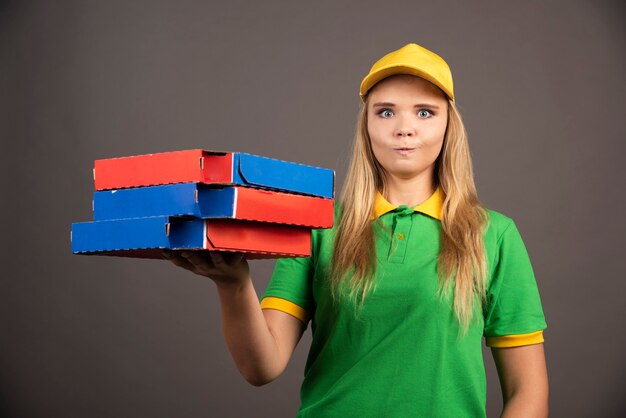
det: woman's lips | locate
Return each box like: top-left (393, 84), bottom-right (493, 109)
top-left (394, 147), bottom-right (415, 156)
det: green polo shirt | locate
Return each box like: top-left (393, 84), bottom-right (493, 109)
top-left (260, 187), bottom-right (546, 417)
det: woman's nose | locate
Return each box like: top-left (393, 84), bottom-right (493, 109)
top-left (394, 125), bottom-right (415, 137)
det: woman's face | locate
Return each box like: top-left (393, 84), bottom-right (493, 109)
top-left (367, 74), bottom-right (449, 183)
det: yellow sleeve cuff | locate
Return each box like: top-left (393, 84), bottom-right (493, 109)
top-left (485, 330), bottom-right (544, 348)
top-left (260, 296), bottom-right (309, 324)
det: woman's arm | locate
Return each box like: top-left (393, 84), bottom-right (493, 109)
top-left (164, 250), bottom-right (306, 386)
top-left (491, 343), bottom-right (549, 418)
top-left (216, 278), bottom-right (306, 386)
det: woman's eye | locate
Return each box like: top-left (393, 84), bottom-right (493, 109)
top-left (379, 109), bottom-right (394, 118)
top-left (417, 109), bottom-right (433, 118)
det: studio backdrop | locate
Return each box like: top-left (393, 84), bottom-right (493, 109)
top-left (1, 1), bottom-right (625, 417)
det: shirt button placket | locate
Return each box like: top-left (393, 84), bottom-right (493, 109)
top-left (389, 206), bottom-right (413, 264)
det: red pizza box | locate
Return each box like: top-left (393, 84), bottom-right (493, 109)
top-left (93, 149), bottom-right (334, 198)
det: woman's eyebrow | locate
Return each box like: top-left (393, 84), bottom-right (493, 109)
top-left (372, 102), bottom-right (441, 109)
top-left (414, 103), bottom-right (441, 110)
top-left (372, 102), bottom-right (396, 107)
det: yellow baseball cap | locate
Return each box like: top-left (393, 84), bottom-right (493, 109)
top-left (359, 43), bottom-right (454, 102)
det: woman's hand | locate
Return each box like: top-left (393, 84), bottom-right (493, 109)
top-left (162, 250), bottom-right (250, 288)
top-left (162, 248), bottom-right (305, 386)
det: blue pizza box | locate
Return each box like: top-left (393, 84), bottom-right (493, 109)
top-left (92, 183), bottom-right (334, 227)
top-left (71, 216), bottom-right (312, 258)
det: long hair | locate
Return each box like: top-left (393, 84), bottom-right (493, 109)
top-left (330, 97), bottom-right (489, 332)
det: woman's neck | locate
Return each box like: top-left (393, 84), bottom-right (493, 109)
top-left (383, 173), bottom-right (436, 208)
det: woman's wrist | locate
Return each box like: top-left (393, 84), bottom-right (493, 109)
top-left (214, 274), bottom-right (253, 295)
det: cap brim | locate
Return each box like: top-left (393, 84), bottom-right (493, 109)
top-left (359, 64), bottom-right (454, 102)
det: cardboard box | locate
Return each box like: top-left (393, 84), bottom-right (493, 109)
top-left (71, 216), bottom-right (311, 259)
top-left (93, 183), bottom-right (334, 227)
top-left (94, 150), bottom-right (334, 198)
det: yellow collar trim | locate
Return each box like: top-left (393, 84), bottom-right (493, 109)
top-left (373, 186), bottom-right (444, 220)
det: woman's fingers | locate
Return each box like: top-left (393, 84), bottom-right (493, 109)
top-left (162, 250), bottom-right (196, 271)
top-left (211, 251), bottom-right (246, 268)
top-left (180, 250), bottom-right (214, 267)
top-left (163, 250), bottom-right (248, 284)
top-left (209, 251), bottom-right (226, 267)
top-left (223, 252), bottom-right (245, 265)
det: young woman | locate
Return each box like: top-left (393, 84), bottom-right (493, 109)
top-left (164, 43), bottom-right (548, 417)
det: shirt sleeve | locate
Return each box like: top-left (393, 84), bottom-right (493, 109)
top-left (483, 219), bottom-right (547, 347)
top-left (260, 253), bottom-right (315, 326)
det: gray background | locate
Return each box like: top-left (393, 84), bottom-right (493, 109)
top-left (1, 0), bottom-right (625, 417)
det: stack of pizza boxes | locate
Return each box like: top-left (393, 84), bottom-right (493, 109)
top-left (71, 150), bottom-right (334, 259)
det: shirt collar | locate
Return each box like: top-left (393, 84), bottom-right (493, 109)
top-left (373, 185), bottom-right (444, 221)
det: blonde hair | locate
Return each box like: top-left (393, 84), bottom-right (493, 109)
top-left (330, 97), bottom-right (489, 332)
